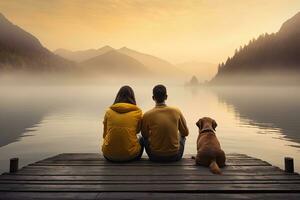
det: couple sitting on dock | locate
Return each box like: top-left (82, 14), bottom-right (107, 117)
top-left (102, 84), bottom-right (189, 162)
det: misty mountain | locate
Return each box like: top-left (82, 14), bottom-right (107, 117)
top-left (117, 47), bottom-right (182, 76)
top-left (0, 13), bottom-right (75, 71)
top-left (56, 46), bottom-right (182, 77)
top-left (211, 12), bottom-right (300, 85)
top-left (54, 46), bottom-right (114, 62)
top-left (176, 61), bottom-right (217, 82)
top-left (80, 50), bottom-right (150, 75)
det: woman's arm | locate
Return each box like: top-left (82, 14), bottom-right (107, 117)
top-left (136, 120), bottom-right (142, 134)
top-left (102, 113), bottom-right (108, 139)
top-left (136, 110), bottom-right (142, 134)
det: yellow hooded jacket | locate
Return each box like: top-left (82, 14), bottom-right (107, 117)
top-left (102, 103), bottom-right (142, 161)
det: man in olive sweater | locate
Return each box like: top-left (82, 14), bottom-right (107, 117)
top-left (142, 85), bottom-right (189, 162)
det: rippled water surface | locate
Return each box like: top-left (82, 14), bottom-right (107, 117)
top-left (0, 85), bottom-right (299, 173)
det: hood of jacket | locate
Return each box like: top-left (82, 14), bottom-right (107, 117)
top-left (110, 103), bottom-right (140, 114)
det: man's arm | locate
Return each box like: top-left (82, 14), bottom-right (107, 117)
top-left (141, 115), bottom-right (149, 138)
top-left (178, 111), bottom-right (189, 137)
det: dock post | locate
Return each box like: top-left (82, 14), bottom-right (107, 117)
top-left (284, 157), bottom-right (294, 173)
top-left (10, 158), bottom-right (19, 173)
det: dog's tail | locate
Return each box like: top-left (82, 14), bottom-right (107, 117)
top-left (209, 160), bottom-right (222, 175)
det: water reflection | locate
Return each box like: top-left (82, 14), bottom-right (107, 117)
top-left (0, 87), bottom-right (49, 147)
top-left (0, 85), bottom-right (299, 174)
top-left (0, 85), bottom-right (112, 148)
top-left (211, 86), bottom-right (300, 146)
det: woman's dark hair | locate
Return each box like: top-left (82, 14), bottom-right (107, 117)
top-left (114, 85), bottom-right (136, 105)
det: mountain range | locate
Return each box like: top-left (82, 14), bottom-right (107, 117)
top-left (54, 46), bottom-right (183, 77)
top-left (3, 10), bottom-right (300, 84)
top-left (0, 13), bottom-right (187, 78)
top-left (0, 12), bottom-right (219, 81)
top-left (80, 50), bottom-right (151, 75)
top-left (54, 46), bottom-right (114, 62)
top-left (211, 12), bottom-right (300, 85)
top-left (0, 13), bottom-right (74, 72)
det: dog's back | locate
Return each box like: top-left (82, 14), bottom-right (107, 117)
top-left (197, 132), bottom-right (221, 150)
top-left (196, 135), bottom-right (225, 174)
top-left (195, 117), bottom-right (226, 174)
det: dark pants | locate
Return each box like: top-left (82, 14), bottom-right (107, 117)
top-left (104, 136), bottom-right (144, 163)
top-left (143, 136), bottom-right (186, 162)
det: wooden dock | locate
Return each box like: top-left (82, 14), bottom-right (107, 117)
top-left (0, 153), bottom-right (300, 199)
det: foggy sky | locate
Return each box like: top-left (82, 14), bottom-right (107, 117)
top-left (1, 0), bottom-right (300, 64)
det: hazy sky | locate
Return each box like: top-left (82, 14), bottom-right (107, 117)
top-left (1, 0), bottom-right (300, 64)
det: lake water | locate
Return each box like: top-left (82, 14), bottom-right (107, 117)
top-left (0, 84), bottom-right (299, 173)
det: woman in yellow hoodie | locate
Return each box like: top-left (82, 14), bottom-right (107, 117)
top-left (102, 86), bottom-right (144, 162)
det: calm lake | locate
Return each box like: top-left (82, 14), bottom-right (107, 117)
top-left (0, 84), bottom-right (299, 173)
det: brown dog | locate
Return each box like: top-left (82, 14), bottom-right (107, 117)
top-left (195, 117), bottom-right (226, 174)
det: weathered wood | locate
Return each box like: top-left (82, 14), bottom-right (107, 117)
top-left (0, 192), bottom-right (100, 200)
top-left (9, 158), bottom-right (19, 173)
top-left (14, 165), bottom-right (285, 176)
top-left (0, 153), bottom-right (299, 199)
top-left (1, 180), bottom-right (300, 185)
top-left (1, 175), bottom-right (300, 182)
top-left (99, 192), bottom-right (300, 200)
top-left (1, 192), bottom-right (300, 200)
top-left (20, 165), bottom-right (279, 171)
top-left (33, 158), bottom-right (270, 166)
top-left (42, 153), bottom-right (249, 161)
top-left (285, 157), bottom-right (294, 173)
top-left (1, 183), bottom-right (300, 192)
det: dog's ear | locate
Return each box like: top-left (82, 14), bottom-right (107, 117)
top-left (212, 120), bottom-right (218, 131)
top-left (196, 119), bottom-right (202, 130)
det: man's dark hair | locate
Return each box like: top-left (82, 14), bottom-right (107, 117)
top-left (153, 84), bottom-right (167, 103)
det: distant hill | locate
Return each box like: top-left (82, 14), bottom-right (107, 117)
top-left (176, 61), bottom-right (217, 82)
top-left (80, 50), bottom-right (150, 75)
top-left (117, 47), bottom-right (182, 76)
top-left (55, 46), bottom-right (182, 77)
top-left (0, 13), bottom-right (75, 72)
top-left (185, 75), bottom-right (200, 86)
top-left (211, 12), bottom-right (300, 85)
top-left (54, 46), bottom-right (114, 62)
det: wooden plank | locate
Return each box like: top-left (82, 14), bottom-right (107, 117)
top-left (43, 153), bottom-right (251, 161)
top-left (14, 165), bottom-right (284, 176)
top-left (10, 171), bottom-right (287, 176)
top-left (1, 180), bottom-right (300, 185)
top-left (30, 163), bottom-right (269, 167)
top-left (98, 192), bottom-right (300, 200)
top-left (3, 171), bottom-right (288, 176)
top-left (19, 165), bottom-right (281, 171)
top-left (1, 183), bottom-right (300, 192)
top-left (1, 192), bottom-right (300, 200)
top-left (36, 157), bottom-right (267, 163)
top-left (33, 158), bottom-right (270, 166)
top-left (42, 157), bottom-right (260, 162)
top-left (1, 153), bottom-right (299, 196)
top-left (1, 175), bottom-right (300, 181)
top-left (0, 192), bottom-right (100, 200)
